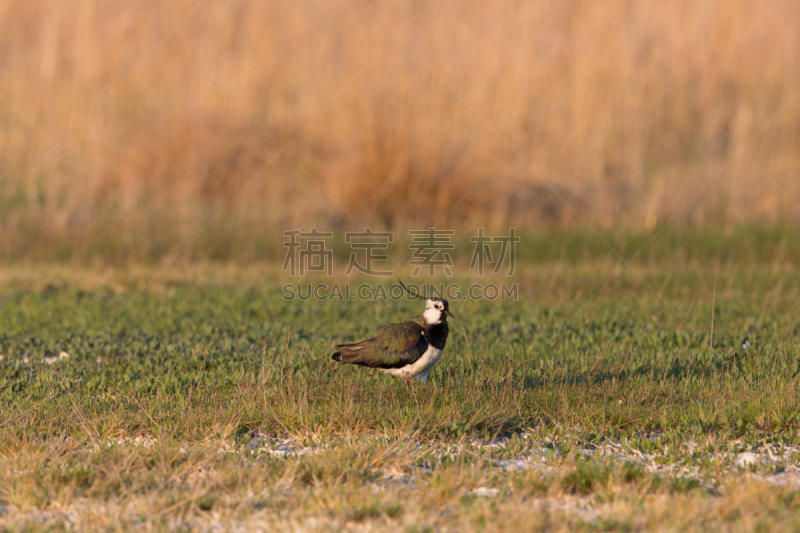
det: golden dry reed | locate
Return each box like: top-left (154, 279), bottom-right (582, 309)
top-left (0, 0), bottom-right (799, 260)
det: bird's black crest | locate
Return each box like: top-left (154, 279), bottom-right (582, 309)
top-left (399, 280), bottom-right (449, 308)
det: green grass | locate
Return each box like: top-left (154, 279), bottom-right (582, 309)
top-left (2, 265), bottom-right (800, 441)
top-left (1, 253), bottom-right (800, 530)
top-left (3, 223), bottom-right (800, 266)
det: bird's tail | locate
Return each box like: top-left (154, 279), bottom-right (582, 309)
top-left (331, 340), bottom-right (370, 364)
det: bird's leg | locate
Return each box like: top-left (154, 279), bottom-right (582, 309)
top-left (404, 378), bottom-right (410, 393)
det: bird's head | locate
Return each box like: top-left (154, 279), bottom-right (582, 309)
top-left (423, 297), bottom-right (455, 325)
top-left (398, 280), bottom-right (455, 325)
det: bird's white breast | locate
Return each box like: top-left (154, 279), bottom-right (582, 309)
top-left (382, 343), bottom-right (444, 382)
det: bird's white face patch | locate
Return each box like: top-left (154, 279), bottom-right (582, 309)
top-left (423, 299), bottom-right (443, 325)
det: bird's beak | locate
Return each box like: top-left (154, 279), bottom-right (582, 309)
top-left (445, 310), bottom-right (456, 319)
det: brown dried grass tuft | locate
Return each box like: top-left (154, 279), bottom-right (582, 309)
top-left (1, 0), bottom-right (799, 261)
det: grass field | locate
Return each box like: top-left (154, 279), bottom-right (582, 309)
top-left (3, 1), bottom-right (799, 530)
top-left (2, 234), bottom-right (800, 531)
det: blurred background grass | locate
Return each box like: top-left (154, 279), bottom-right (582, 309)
top-left (1, 0), bottom-right (799, 264)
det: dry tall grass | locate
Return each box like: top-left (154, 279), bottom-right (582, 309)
top-left (1, 0), bottom-right (799, 260)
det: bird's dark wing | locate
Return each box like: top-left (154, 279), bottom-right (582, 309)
top-left (332, 317), bottom-right (427, 369)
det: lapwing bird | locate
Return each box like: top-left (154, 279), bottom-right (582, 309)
top-left (331, 281), bottom-right (455, 391)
